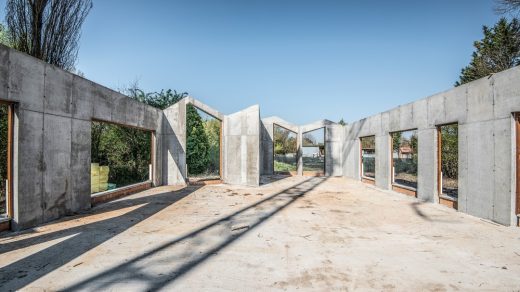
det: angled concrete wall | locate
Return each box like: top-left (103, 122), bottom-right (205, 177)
top-left (342, 66), bottom-right (520, 226)
top-left (260, 117), bottom-right (299, 175)
top-left (162, 99), bottom-right (261, 186)
top-left (0, 45), bottom-right (163, 230)
top-left (260, 118), bottom-right (343, 177)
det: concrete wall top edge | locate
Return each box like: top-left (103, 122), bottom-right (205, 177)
top-left (346, 65), bottom-right (520, 133)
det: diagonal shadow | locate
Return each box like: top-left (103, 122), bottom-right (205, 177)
top-left (61, 176), bottom-right (328, 291)
top-left (0, 186), bottom-right (200, 291)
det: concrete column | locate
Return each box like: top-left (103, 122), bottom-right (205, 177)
top-left (297, 127), bottom-right (303, 176)
top-left (417, 128), bottom-right (437, 202)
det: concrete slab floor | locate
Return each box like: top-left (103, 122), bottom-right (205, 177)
top-left (1, 176), bottom-right (520, 291)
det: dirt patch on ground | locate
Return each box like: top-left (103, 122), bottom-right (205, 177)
top-left (0, 177), bottom-right (519, 290)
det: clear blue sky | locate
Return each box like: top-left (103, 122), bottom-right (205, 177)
top-left (0, 0), bottom-right (501, 124)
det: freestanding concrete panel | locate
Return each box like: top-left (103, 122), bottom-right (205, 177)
top-left (223, 105), bottom-right (261, 186)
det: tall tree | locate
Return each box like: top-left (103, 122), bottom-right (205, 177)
top-left (495, 0), bottom-right (520, 15)
top-left (456, 18), bottom-right (520, 86)
top-left (6, 0), bottom-right (93, 71)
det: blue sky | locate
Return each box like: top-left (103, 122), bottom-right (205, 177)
top-left (0, 0), bottom-right (501, 124)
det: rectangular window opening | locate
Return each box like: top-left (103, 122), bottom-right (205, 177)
top-left (0, 102), bottom-right (13, 225)
top-left (273, 124), bottom-right (297, 175)
top-left (91, 120), bottom-right (153, 196)
top-left (391, 129), bottom-right (418, 196)
top-left (360, 136), bottom-right (376, 184)
top-left (302, 128), bottom-right (325, 176)
top-left (438, 123), bottom-right (458, 209)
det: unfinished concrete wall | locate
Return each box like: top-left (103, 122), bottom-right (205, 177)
top-left (162, 99), bottom-right (187, 185)
top-left (0, 45), bottom-right (163, 230)
top-left (162, 99), bottom-right (261, 186)
top-left (223, 105), bottom-right (261, 186)
top-left (342, 66), bottom-right (520, 226)
top-left (260, 117), bottom-right (299, 175)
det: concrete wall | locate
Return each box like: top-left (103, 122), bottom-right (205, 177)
top-left (162, 99), bottom-right (261, 186)
top-left (222, 105), bottom-right (261, 186)
top-left (0, 45), bottom-right (163, 230)
top-left (3, 42), bottom-right (518, 228)
top-left (260, 117), bottom-right (299, 175)
top-left (259, 118), bottom-right (343, 177)
top-left (341, 66), bottom-right (520, 226)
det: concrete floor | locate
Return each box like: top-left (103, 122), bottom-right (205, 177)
top-left (1, 176), bottom-right (519, 291)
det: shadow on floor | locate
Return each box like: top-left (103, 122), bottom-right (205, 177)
top-left (0, 186), bottom-right (200, 290)
top-left (59, 176), bottom-right (328, 291)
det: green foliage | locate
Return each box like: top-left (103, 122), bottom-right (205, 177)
top-left (274, 160), bottom-right (296, 172)
top-left (0, 105), bottom-right (8, 213)
top-left (338, 118), bottom-right (346, 126)
top-left (360, 136), bottom-right (375, 149)
top-left (128, 88), bottom-right (187, 110)
top-left (186, 105), bottom-right (210, 175)
top-left (203, 119), bottom-right (221, 174)
top-left (441, 124), bottom-right (458, 179)
top-left (456, 18), bottom-right (520, 86)
top-left (0, 23), bottom-right (12, 47)
top-left (91, 121), bottom-right (151, 187)
top-left (274, 126), bottom-right (297, 155)
top-left (392, 132), bottom-right (401, 152)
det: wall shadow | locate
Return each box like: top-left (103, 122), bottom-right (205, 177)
top-left (60, 177), bottom-right (328, 291)
top-left (0, 186), bottom-right (199, 291)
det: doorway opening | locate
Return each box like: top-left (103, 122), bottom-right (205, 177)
top-left (273, 124), bottom-right (297, 175)
top-left (360, 135), bottom-right (376, 185)
top-left (302, 128), bottom-right (325, 176)
top-left (391, 129), bottom-right (418, 196)
top-left (0, 102), bottom-right (13, 231)
top-left (186, 104), bottom-right (222, 185)
top-left (437, 123), bottom-right (458, 209)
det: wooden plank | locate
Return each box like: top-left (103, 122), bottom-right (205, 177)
top-left (91, 182), bottom-right (152, 206)
top-left (439, 196), bottom-right (458, 210)
top-left (361, 177), bottom-right (375, 185)
top-left (516, 113), bottom-right (520, 216)
top-left (437, 126), bottom-right (442, 196)
top-left (392, 184), bottom-right (417, 197)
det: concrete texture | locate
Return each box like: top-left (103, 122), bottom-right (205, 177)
top-left (0, 45), bottom-right (163, 230)
top-left (341, 66), bottom-right (520, 226)
top-left (222, 105), bottom-right (261, 186)
top-left (1, 176), bottom-right (519, 291)
top-left (260, 118), bottom-right (342, 177)
top-left (162, 98), bottom-right (261, 186)
top-left (1, 42), bottom-right (519, 230)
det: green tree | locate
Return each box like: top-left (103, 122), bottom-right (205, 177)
top-left (456, 18), bottom-right (520, 86)
top-left (128, 88), bottom-right (187, 110)
top-left (0, 24), bottom-right (11, 47)
top-left (204, 119), bottom-right (221, 174)
top-left (0, 105), bottom-right (8, 214)
top-left (392, 132), bottom-right (401, 152)
top-left (441, 125), bottom-right (458, 179)
top-left (186, 105), bottom-right (210, 175)
top-left (338, 118), bottom-right (346, 126)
